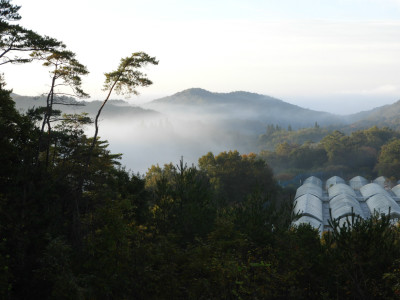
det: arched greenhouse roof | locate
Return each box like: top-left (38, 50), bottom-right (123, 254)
top-left (292, 176), bottom-right (400, 232)
top-left (329, 194), bottom-right (365, 220)
top-left (325, 176), bottom-right (345, 190)
top-left (373, 176), bottom-right (390, 188)
top-left (360, 183), bottom-right (391, 200)
top-left (392, 184), bottom-right (400, 197)
top-left (304, 176), bottom-right (322, 187)
top-left (366, 194), bottom-right (400, 218)
top-left (349, 176), bottom-right (368, 190)
top-left (294, 193), bottom-right (323, 222)
top-left (295, 182), bottom-right (323, 200)
top-left (328, 183), bottom-right (357, 200)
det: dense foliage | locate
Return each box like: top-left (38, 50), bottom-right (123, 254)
top-left (259, 125), bottom-right (400, 182)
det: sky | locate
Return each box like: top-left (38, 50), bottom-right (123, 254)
top-left (2, 0), bottom-right (400, 114)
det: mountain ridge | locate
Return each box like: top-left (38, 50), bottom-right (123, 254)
top-left (11, 88), bottom-right (400, 131)
top-left (11, 93), bottom-right (159, 118)
top-left (146, 88), bottom-right (348, 129)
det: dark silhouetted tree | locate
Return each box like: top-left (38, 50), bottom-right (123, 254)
top-left (88, 52), bottom-right (158, 166)
top-left (31, 49), bottom-right (89, 167)
top-left (0, 0), bottom-right (64, 65)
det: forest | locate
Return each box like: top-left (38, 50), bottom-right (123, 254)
top-left (258, 125), bottom-right (400, 184)
top-left (2, 1), bottom-right (400, 299)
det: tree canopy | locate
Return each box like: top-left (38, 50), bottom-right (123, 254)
top-left (0, 0), bottom-right (64, 65)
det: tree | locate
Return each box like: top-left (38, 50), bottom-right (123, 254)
top-left (320, 130), bottom-right (348, 164)
top-left (375, 138), bottom-right (400, 178)
top-left (0, 0), bottom-right (64, 65)
top-left (198, 151), bottom-right (277, 205)
top-left (87, 52), bottom-right (158, 166)
top-left (146, 159), bottom-right (215, 242)
top-left (31, 49), bottom-right (89, 167)
top-left (0, 0), bottom-right (20, 22)
top-left (322, 213), bottom-right (400, 298)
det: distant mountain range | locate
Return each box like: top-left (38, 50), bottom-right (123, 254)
top-left (146, 88), bottom-right (347, 129)
top-left (11, 93), bottom-right (159, 118)
top-left (11, 88), bottom-right (400, 132)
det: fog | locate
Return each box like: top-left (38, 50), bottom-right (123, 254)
top-left (92, 110), bottom-right (257, 175)
top-left (72, 92), bottom-right (390, 174)
top-left (13, 90), bottom-right (395, 175)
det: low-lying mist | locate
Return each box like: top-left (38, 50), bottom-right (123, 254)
top-left (15, 88), bottom-right (394, 175)
top-left (92, 111), bottom-right (257, 175)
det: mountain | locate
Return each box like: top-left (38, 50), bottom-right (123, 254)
top-left (345, 100), bottom-right (400, 131)
top-left (146, 88), bottom-right (348, 131)
top-left (13, 89), bottom-right (400, 134)
top-left (11, 93), bottom-right (159, 119)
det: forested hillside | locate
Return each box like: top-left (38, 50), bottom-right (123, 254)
top-left (347, 100), bottom-right (400, 131)
top-left (2, 1), bottom-right (400, 299)
top-left (259, 125), bottom-right (400, 183)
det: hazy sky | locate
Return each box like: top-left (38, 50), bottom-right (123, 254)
top-left (3, 0), bottom-right (400, 114)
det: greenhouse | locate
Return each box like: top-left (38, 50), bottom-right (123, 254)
top-left (304, 176), bottom-right (322, 187)
top-left (329, 194), bottom-right (365, 220)
top-left (325, 176), bottom-right (345, 190)
top-left (328, 183), bottom-right (357, 200)
top-left (294, 182), bottom-right (323, 200)
top-left (373, 176), bottom-right (390, 188)
top-left (293, 193), bottom-right (323, 222)
top-left (360, 183), bottom-right (391, 200)
top-left (391, 184), bottom-right (400, 198)
top-left (349, 176), bottom-right (368, 190)
top-left (292, 176), bottom-right (400, 231)
top-left (365, 194), bottom-right (400, 218)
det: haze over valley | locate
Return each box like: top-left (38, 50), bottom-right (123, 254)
top-left (13, 88), bottom-right (400, 174)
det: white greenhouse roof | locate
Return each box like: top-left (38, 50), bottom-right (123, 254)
top-left (360, 183), bottom-right (391, 200)
top-left (304, 176), bottom-right (322, 187)
top-left (366, 194), bottom-right (400, 218)
top-left (325, 176), bottom-right (345, 190)
top-left (294, 194), bottom-right (323, 222)
top-left (328, 183), bottom-right (357, 200)
top-left (349, 176), bottom-right (368, 190)
top-left (292, 176), bottom-right (400, 232)
top-left (294, 182), bottom-right (323, 200)
top-left (392, 184), bottom-right (400, 198)
top-left (329, 194), bottom-right (365, 220)
top-left (373, 176), bottom-right (389, 188)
